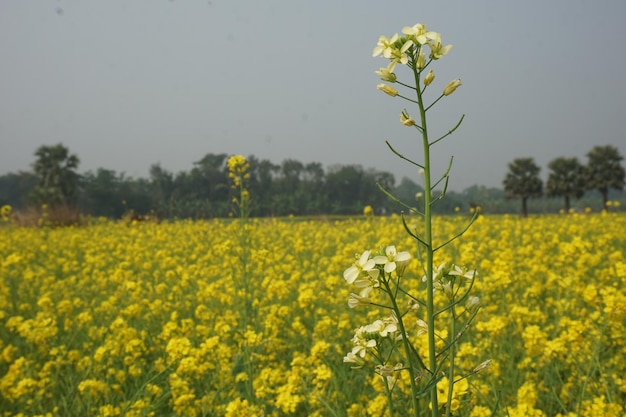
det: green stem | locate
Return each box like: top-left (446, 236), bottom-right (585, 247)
top-left (382, 275), bottom-right (421, 416)
top-left (236, 177), bottom-right (256, 403)
top-left (414, 61), bottom-right (440, 417)
top-left (384, 377), bottom-right (396, 417)
top-left (239, 181), bottom-right (251, 321)
top-left (576, 319), bottom-right (607, 415)
top-left (445, 305), bottom-right (457, 417)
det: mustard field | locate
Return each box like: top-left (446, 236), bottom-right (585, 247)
top-left (1, 213), bottom-right (625, 416)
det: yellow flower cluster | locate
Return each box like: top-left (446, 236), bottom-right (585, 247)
top-left (227, 154), bottom-right (249, 189)
top-left (0, 213), bottom-right (625, 415)
top-left (227, 155), bottom-right (251, 218)
top-left (0, 205), bottom-right (11, 222)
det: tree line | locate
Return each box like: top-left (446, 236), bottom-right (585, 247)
top-left (0, 144), bottom-right (624, 220)
top-left (503, 145), bottom-right (625, 216)
top-left (0, 144), bottom-right (403, 219)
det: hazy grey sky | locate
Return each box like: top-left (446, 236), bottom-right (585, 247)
top-left (2, 0), bottom-right (625, 191)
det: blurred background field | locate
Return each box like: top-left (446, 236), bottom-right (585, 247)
top-left (1, 213), bottom-right (625, 416)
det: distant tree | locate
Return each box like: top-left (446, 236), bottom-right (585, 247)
top-left (0, 171), bottom-right (38, 209)
top-left (325, 165), bottom-right (365, 214)
top-left (149, 163), bottom-right (175, 216)
top-left (191, 153), bottom-right (229, 202)
top-left (146, 154), bottom-right (231, 219)
top-left (461, 185), bottom-right (505, 214)
top-left (392, 177), bottom-right (424, 208)
top-left (323, 165), bottom-right (395, 215)
top-left (79, 168), bottom-right (125, 217)
top-left (29, 144), bottom-right (80, 207)
top-left (248, 156), bottom-right (278, 216)
top-left (584, 145), bottom-right (625, 209)
top-left (117, 177), bottom-right (154, 216)
top-left (302, 162), bottom-right (326, 214)
top-left (369, 168), bottom-right (396, 213)
top-left (546, 157), bottom-right (586, 213)
top-left (276, 159), bottom-right (305, 214)
top-left (503, 157), bottom-right (543, 217)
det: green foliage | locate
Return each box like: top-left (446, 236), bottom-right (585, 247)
top-left (0, 172), bottom-right (37, 209)
top-left (503, 158), bottom-right (543, 217)
top-left (2, 148), bottom-right (626, 219)
top-left (546, 157), bottom-right (586, 213)
top-left (29, 144), bottom-right (80, 208)
top-left (79, 169), bottom-right (153, 218)
top-left (324, 165), bottom-right (394, 215)
top-left (585, 145), bottom-right (625, 209)
top-left (3, 215), bottom-right (625, 415)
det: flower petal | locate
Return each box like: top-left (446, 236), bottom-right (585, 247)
top-left (373, 255), bottom-right (388, 265)
top-left (396, 251), bottom-right (411, 262)
top-left (343, 266), bottom-right (359, 284)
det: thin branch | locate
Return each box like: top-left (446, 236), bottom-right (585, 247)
top-left (434, 274), bottom-right (478, 318)
top-left (433, 209), bottom-right (480, 252)
top-left (431, 157), bottom-right (454, 191)
top-left (430, 115), bottom-right (465, 147)
top-left (397, 94), bottom-right (419, 104)
top-left (396, 80), bottom-right (417, 90)
top-left (430, 177), bottom-right (449, 206)
top-left (377, 183), bottom-right (419, 214)
top-left (436, 306), bottom-right (481, 360)
top-left (385, 141), bottom-right (425, 169)
top-left (401, 212), bottom-right (428, 248)
top-left (397, 287), bottom-right (427, 308)
top-left (424, 94), bottom-right (445, 112)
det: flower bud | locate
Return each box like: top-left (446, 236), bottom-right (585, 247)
top-left (377, 84), bottom-right (398, 97)
top-left (423, 69), bottom-right (435, 86)
top-left (465, 296), bottom-right (480, 310)
top-left (400, 110), bottom-right (415, 126)
top-left (473, 359), bottom-right (492, 374)
top-left (443, 79), bottom-right (462, 96)
top-left (375, 67), bottom-right (397, 83)
top-left (348, 292), bottom-right (371, 309)
top-left (395, 258), bottom-right (409, 277)
top-left (416, 319), bottom-right (428, 336)
top-left (343, 352), bottom-right (365, 368)
top-left (416, 50), bottom-right (426, 69)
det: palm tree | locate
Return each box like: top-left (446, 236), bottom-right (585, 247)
top-left (585, 145), bottom-right (625, 210)
top-left (30, 144), bottom-right (80, 207)
top-left (546, 157), bottom-right (586, 213)
top-left (503, 157), bottom-right (543, 217)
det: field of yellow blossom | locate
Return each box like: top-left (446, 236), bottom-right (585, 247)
top-left (1, 213), bottom-right (625, 417)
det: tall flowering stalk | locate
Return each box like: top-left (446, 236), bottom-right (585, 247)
top-left (342, 23), bottom-right (488, 417)
top-left (228, 155), bottom-right (251, 220)
top-left (228, 154), bottom-right (252, 320)
top-left (227, 155), bottom-right (257, 403)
